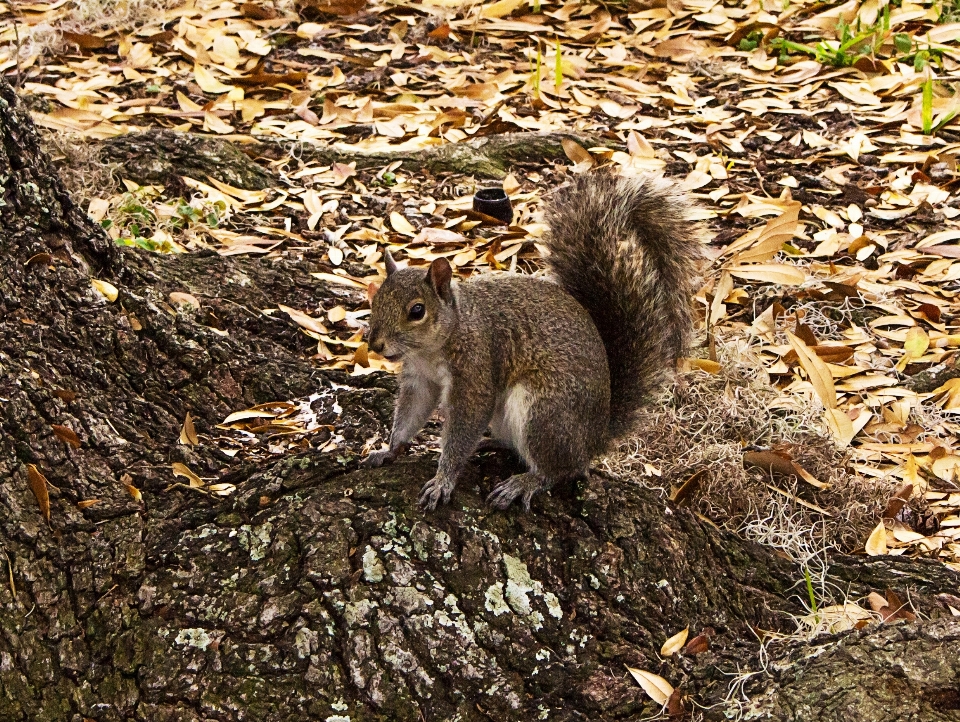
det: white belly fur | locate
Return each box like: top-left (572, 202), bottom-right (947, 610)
top-left (490, 384), bottom-right (532, 459)
top-left (404, 355), bottom-right (452, 407)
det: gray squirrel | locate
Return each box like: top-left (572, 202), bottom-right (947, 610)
top-left (363, 173), bottom-right (703, 511)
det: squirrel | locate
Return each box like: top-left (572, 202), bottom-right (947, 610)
top-left (363, 172), bottom-right (703, 511)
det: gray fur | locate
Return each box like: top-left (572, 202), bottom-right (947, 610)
top-left (544, 173), bottom-right (703, 438)
top-left (363, 174), bottom-right (702, 510)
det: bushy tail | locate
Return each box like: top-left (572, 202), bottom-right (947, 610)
top-left (544, 173), bottom-right (703, 440)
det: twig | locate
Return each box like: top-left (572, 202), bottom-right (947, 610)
top-left (164, 482), bottom-right (212, 496)
top-left (11, 0), bottom-right (23, 89)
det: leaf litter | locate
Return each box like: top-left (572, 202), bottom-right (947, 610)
top-left (4, 0), bottom-right (960, 571)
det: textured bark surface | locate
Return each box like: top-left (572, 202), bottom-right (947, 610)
top-left (747, 617), bottom-right (960, 721)
top-left (2, 79), bottom-right (959, 722)
top-left (256, 130), bottom-right (620, 179)
top-left (99, 130), bottom-right (273, 190)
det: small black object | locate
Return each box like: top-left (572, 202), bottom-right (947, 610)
top-left (472, 187), bottom-right (513, 224)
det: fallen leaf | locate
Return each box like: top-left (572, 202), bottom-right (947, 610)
top-left (729, 204), bottom-right (800, 263)
top-left (180, 412), bottom-right (198, 446)
top-left (561, 138), bottom-right (595, 171)
top-left (480, 0), bottom-right (524, 19)
top-left (882, 483), bottom-right (914, 519)
top-left (169, 292), bottom-right (201, 309)
top-left (625, 667), bottom-right (673, 705)
top-left (669, 468), bottom-right (706, 505)
top-left (865, 522), bottom-right (887, 556)
top-left (207, 482), bottom-right (237, 496)
top-left (728, 264), bottom-right (806, 286)
top-left (61, 31), bottom-right (108, 50)
top-left (92, 279), bottom-right (119, 302)
top-left (26, 252), bottom-right (52, 267)
top-left (786, 332), bottom-right (837, 409)
top-left (743, 450), bottom-right (829, 489)
top-left (172, 462), bottom-right (204, 488)
top-left (194, 64), bottom-right (235, 94)
top-left (241, 2), bottom-right (278, 19)
top-left (684, 632), bottom-right (711, 655)
top-left (666, 689), bottom-right (685, 718)
top-left (353, 342), bottom-right (369, 367)
top-left (661, 627), bottom-right (689, 656)
top-left (686, 358), bottom-right (721, 374)
top-left (389, 212), bottom-right (417, 236)
top-left (26, 464), bottom-right (50, 522)
top-left (52, 424), bottom-right (81, 448)
top-left (279, 304), bottom-right (328, 334)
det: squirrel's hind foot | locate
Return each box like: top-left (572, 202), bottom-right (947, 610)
top-left (487, 472), bottom-right (543, 512)
top-left (418, 474), bottom-right (455, 511)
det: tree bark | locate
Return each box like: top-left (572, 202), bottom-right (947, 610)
top-left (91, 128), bottom-right (619, 186)
top-left (1, 79), bottom-right (959, 722)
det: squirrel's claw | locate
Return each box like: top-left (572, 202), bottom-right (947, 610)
top-left (487, 474), bottom-right (538, 511)
top-left (362, 442), bottom-right (409, 468)
top-left (418, 475), bottom-right (452, 510)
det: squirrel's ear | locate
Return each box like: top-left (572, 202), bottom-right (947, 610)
top-left (366, 282), bottom-right (379, 303)
top-left (427, 258), bottom-right (453, 302)
top-left (384, 249), bottom-right (398, 276)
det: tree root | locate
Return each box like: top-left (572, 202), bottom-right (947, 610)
top-left (91, 128), bottom-right (620, 188)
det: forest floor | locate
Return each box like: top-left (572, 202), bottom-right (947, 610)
top-left (3, 0), bottom-right (960, 681)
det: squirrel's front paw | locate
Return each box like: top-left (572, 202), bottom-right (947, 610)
top-left (362, 442), bottom-right (409, 468)
top-left (362, 449), bottom-right (395, 468)
top-left (418, 475), bottom-right (454, 511)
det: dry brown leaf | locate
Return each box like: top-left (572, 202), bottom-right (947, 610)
top-left (241, 2), bottom-right (278, 19)
top-left (172, 462), bottom-right (204, 488)
top-left (77, 499), bottom-right (100, 509)
top-left (824, 408), bottom-right (855, 447)
top-left (353, 342), bottom-right (370, 367)
top-left (52, 424), bottom-right (81, 448)
top-left (26, 464), bottom-right (50, 522)
top-left (669, 469), bottom-right (706, 506)
top-left (169, 292), bottom-right (201, 310)
top-left (480, 0), bottom-right (524, 19)
top-left (91, 279), bottom-right (119, 302)
top-left (561, 138), bottom-right (595, 171)
top-left (625, 667), bottom-right (673, 705)
top-left (26, 252), bottom-right (52, 267)
top-left (786, 332), bottom-right (837, 409)
top-left (180, 412), bottom-right (198, 446)
top-left (194, 64), bottom-right (235, 94)
top-left (728, 264), bottom-right (806, 286)
top-left (62, 31), bottom-right (109, 50)
top-left (389, 212), bottom-right (417, 236)
top-left (743, 450), bottom-right (828, 489)
top-left (661, 627), bottom-right (689, 656)
top-left (279, 304), bottom-right (328, 335)
top-left (684, 632), bottom-right (711, 655)
top-left (223, 408), bottom-right (279, 424)
top-left (865, 522), bottom-right (887, 556)
top-left (686, 358), bottom-right (721, 374)
top-left (729, 204), bottom-right (800, 264)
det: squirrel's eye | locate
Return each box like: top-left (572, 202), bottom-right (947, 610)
top-left (408, 303), bottom-right (425, 321)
